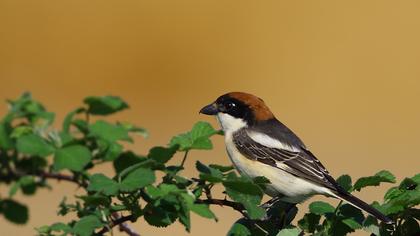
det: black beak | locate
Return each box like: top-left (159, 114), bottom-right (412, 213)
top-left (199, 103), bottom-right (218, 115)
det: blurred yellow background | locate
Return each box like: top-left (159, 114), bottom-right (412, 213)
top-left (1, 0), bottom-right (420, 235)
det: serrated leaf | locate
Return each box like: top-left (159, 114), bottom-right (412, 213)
top-left (276, 227), bottom-right (302, 236)
top-left (16, 134), bottom-right (54, 157)
top-left (84, 96), bottom-right (128, 115)
top-left (89, 120), bottom-right (131, 142)
top-left (298, 213), bottom-right (320, 233)
top-left (72, 215), bottom-right (103, 236)
top-left (223, 178), bottom-right (265, 219)
top-left (169, 121), bottom-right (217, 151)
top-left (227, 223), bottom-right (251, 236)
top-left (384, 187), bottom-right (403, 201)
top-left (88, 174), bottom-right (119, 196)
top-left (1, 199), bottom-right (29, 224)
top-left (309, 201), bottom-right (335, 215)
top-left (191, 204), bottom-right (216, 219)
top-left (353, 170), bottom-right (396, 191)
top-left (148, 146), bottom-right (177, 164)
top-left (119, 167), bottom-right (155, 192)
top-left (196, 161), bottom-right (223, 183)
top-left (337, 174), bottom-right (352, 192)
top-left (53, 145), bottom-right (91, 172)
top-left (144, 204), bottom-right (178, 228)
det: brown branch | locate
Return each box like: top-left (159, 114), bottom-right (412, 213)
top-left (95, 213), bottom-right (139, 236)
top-left (38, 172), bottom-right (88, 188)
top-left (8, 170), bottom-right (88, 188)
top-left (196, 198), bottom-right (245, 215)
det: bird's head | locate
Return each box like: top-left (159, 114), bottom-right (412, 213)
top-left (199, 92), bottom-right (274, 132)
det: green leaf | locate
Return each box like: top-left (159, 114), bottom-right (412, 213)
top-left (113, 151), bottom-right (145, 174)
top-left (16, 134), bottom-right (54, 157)
top-left (103, 142), bottom-right (123, 161)
top-left (77, 195), bottom-right (111, 207)
top-left (276, 227), bottom-right (302, 236)
top-left (227, 223), bottom-right (251, 236)
top-left (363, 215), bottom-right (379, 236)
top-left (148, 146), bottom-right (177, 164)
top-left (88, 174), bottom-right (119, 196)
top-left (120, 122), bottom-right (148, 138)
top-left (209, 164), bottom-right (235, 172)
top-left (53, 145), bottom-right (91, 172)
top-left (0, 199), bottom-right (29, 224)
top-left (384, 187), bottom-right (403, 201)
top-left (84, 95), bottom-right (128, 115)
top-left (0, 121), bottom-right (13, 149)
top-left (169, 121), bottom-right (218, 151)
top-left (196, 161), bottom-right (224, 183)
top-left (223, 178), bottom-right (265, 219)
top-left (8, 182), bottom-right (19, 198)
top-left (62, 108), bottom-right (84, 133)
top-left (337, 174), bottom-right (352, 192)
top-left (353, 170), bottom-right (396, 191)
top-left (190, 204), bottom-right (216, 219)
top-left (89, 120), bottom-right (131, 142)
top-left (342, 218), bottom-right (362, 230)
top-left (10, 126), bottom-right (32, 138)
top-left (50, 222), bottom-right (72, 234)
top-left (309, 201), bottom-right (336, 215)
top-left (72, 215), bottom-right (103, 236)
top-left (144, 203), bottom-right (177, 228)
top-left (298, 213), bottom-right (320, 233)
top-left (119, 167), bottom-right (156, 192)
top-left (339, 203), bottom-right (365, 222)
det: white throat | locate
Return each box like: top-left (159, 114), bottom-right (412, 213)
top-left (216, 113), bottom-right (247, 135)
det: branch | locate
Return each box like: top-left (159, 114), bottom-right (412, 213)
top-left (196, 198), bottom-right (245, 215)
top-left (95, 213), bottom-right (139, 236)
top-left (9, 170), bottom-right (88, 188)
top-left (38, 172), bottom-right (88, 188)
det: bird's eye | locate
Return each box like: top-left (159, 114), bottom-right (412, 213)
top-left (225, 102), bottom-right (236, 110)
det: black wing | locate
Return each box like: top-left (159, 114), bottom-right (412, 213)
top-left (232, 128), bottom-right (342, 191)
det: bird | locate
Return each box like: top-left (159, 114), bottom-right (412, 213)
top-left (199, 91), bottom-right (393, 224)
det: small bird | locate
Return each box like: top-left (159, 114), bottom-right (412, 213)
top-left (199, 92), bottom-right (392, 224)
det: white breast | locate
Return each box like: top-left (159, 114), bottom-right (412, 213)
top-left (223, 132), bottom-right (333, 203)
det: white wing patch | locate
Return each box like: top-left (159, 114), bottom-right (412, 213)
top-left (247, 130), bottom-right (300, 152)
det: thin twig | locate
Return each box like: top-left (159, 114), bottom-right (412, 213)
top-left (180, 150), bottom-right (189, 168)
top-left (196, 198), bottom-right (245, 216)
top-left (95, 213), bottom-right (138, 236)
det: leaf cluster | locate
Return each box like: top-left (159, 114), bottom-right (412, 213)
top-left (0, 93), bottom-right (418, 236)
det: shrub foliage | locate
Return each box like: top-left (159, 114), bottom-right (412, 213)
top-left (0, 93), bottom-right (418, 236)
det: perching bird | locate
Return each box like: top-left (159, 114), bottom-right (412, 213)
top-left (199, 92), bottom-right (392, 224)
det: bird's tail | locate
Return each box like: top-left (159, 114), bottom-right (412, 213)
top-left (332, 191), bottom-right (394, 224)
